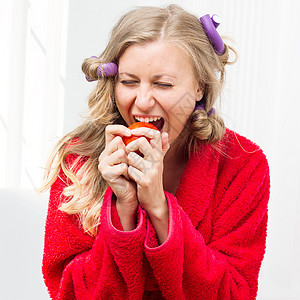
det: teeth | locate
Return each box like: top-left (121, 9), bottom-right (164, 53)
top-left (135, 116), bottom-right (161, 122)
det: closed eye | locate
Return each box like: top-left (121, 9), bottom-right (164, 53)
top-left (154, 82), bottom-right (173, 88)
top-left (120, 80), bottom-right (173, 88)
top-left (120, 80), bottom-right (138, 85)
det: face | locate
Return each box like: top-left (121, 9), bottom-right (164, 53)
top-left (115, 40), bottom-right (202, 145)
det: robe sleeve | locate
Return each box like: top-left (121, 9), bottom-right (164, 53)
top-left (144, 151), bottom-right (270, 300)
top-left (42, 162), bottom-right (147, 300)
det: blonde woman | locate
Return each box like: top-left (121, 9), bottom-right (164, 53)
top-left (41, 5), bottom-right (270, 299)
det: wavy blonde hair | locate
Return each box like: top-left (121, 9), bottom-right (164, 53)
top-left (40, 4), bottom-right (236, 236)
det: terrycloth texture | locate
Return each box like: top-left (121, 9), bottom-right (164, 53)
top-left (42, 129), bottom-right (270, 299)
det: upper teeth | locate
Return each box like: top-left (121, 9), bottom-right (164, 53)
top-left (135, 116), bottom-right (161, 122)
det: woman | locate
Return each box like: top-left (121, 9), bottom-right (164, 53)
top-left (41, 4), bottom-right (270, 299)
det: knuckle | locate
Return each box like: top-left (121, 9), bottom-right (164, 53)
top-left (115, 135), bottom-right (123, 143)
top-left (139, 137), bottom-right (147, 144)
top-left (101, 167), bottom-right (113, 179)
top-left (116, 148), bottom-right (123, 155)
top-left (99, 167), bottom-right (106, 177)
top-left (98, 162), bottom-right (104, 174)
top-left (128, 151), bottom-right (135, 159)
top-left (140, 179), bottom-right (150, 187)
top-left (105, 124), bottom-right (113, 133)
top-left (99, 150), bottom-right (105, 162)
top-left (117, 148), bottom-right (126, 158)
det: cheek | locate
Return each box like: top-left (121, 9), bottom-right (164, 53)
top-left (166, 97), bottom-right (195, 139)
top-left (115, 86), bottom-right (131, 111)
top-left (164, 91), bottom-right (195, 122)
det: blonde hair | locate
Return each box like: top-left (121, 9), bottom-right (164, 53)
top-left (40, 4), bottom-right (236, 236)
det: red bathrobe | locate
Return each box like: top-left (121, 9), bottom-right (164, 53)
top-left (42, 129), bottom-right (270, 299)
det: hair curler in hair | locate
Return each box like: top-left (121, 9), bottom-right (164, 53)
top-left (194, 103), bottom-right (215, 116)
top-left (200, 14), bottom-right (225, 55)
top-left (85, 56), bottom-right (118, 81)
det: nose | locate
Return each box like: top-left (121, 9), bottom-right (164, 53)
top-left (135, 83), bottom-right (155, 112)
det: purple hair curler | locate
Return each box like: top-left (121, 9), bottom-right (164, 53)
top-left (200, 14), bottom-right (225, 55)
top-left (194, 103), bottom-right (215, 116)
top-left (85, 56), bottom-right (118, 82)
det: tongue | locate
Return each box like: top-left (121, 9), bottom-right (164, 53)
top-left (150, 118), bottom-right (164, 131)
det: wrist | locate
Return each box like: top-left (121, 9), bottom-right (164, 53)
top-left (146, 195), bottom-right (169, 245)
top-left (116, 200), bottom-right (138, 231)
top-left (147, 200), bottom-right (169, 222)
top-left (143, 192), bottom-right (168, 219)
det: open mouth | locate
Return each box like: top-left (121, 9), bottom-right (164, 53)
top-left (134, 116), bottom-right (165, 131)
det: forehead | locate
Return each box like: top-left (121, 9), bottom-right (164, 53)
top-left (118, 40), bottom-right (193, 76)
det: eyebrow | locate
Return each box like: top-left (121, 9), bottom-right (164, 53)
top-left (153, 74), bottom-right (177, 80)
top-left (119, 72), bottom-right (177, 80)
top-left (119, 72), bottom-right (139, 79)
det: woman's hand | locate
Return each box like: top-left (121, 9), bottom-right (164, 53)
top-left (98, 125), bottom-right (138, 230)
top-left (126, 127), bottom-right (170, 243)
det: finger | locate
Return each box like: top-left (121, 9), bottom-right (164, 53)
top-left (126, 137), bottom-right (152, 157)
top-left (106, 136), bottom-right (126, 156)
top-left (107, 149), bottom-right (131, 180)
top-left (128, 165), bottom-right (143, 183)
top-left (100, 163), bottom-right (128, 181)
top-left (105, 124), bottom-right (131, 146)
top-left (130, 127), bottom-right (160, 140)
top-left (123, 168), bottom-right (131, 181)
top-left (149, 129), bottom-right (163, 152)
top-left (99, 148), bottom-right (128, 177)
top-left (161, 132), bottom-right (170, 155)
top-left (127, 151), bottom-right (145, 172)
top-left (149, 131), bottom-right (169, 158)
top-left (130, 127), bottom-right (162, 156)
top-left (105, 148), bottom-right (128, 166)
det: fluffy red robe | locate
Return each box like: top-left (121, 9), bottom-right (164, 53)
top-left (42, 129), bottom-right (270, 299)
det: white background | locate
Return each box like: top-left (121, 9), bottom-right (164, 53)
top-left (0, 0), bottom-right (299, 299)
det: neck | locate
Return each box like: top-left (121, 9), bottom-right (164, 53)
top-left (163, 137), bottom-right (189, 195)
top-left (164, 137), bottom-right (187, 168)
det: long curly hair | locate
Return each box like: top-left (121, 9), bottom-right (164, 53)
top-left (40, 4), bottom-right (236, 236)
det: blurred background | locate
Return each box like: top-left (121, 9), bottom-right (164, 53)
top-left (0, 0), bottom-right (299, 299)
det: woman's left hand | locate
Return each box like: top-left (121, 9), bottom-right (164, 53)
top-left (126, 127), bottom-right (170, 243)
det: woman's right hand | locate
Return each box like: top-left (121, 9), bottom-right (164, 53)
top-left (98, 125), bottom-right (138, 230)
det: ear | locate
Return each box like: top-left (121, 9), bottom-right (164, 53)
top-left (196, 82), bottom-right (204, 101)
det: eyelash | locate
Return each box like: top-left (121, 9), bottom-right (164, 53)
top-left (120, 80), bottom-right (173, 88)
top-left (156, 83), bottom-right (173, 88)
